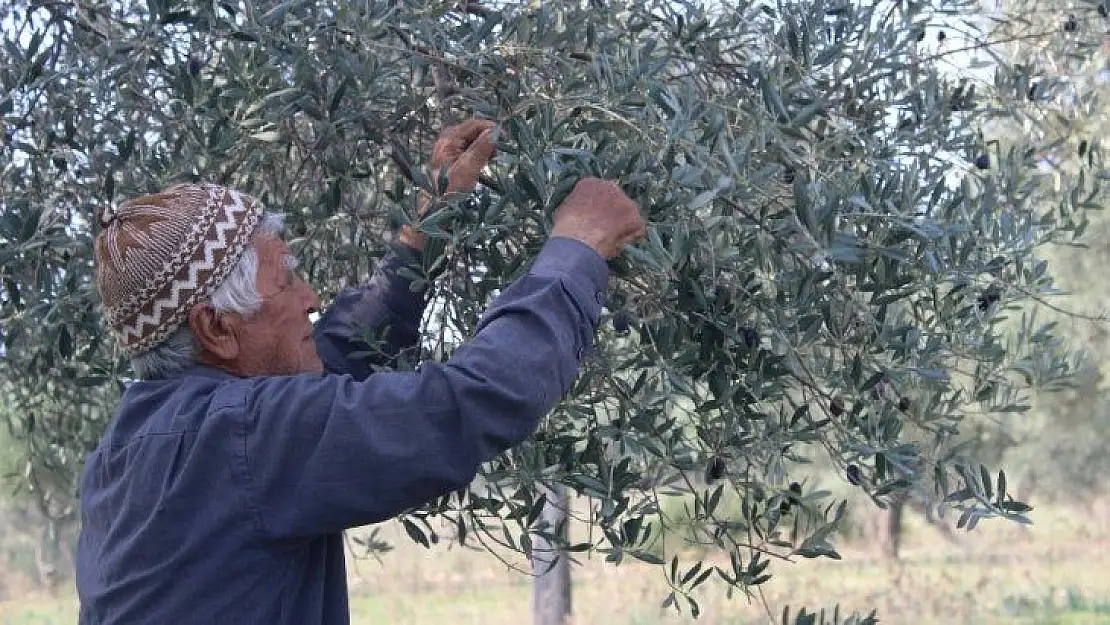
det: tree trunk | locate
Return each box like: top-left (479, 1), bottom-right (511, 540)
top-left (879, 494), bottom-right (906, 559)
top-left (36, 519), bottom-right (61, 594)
top-left (532, 484), bottom-right (571, 625)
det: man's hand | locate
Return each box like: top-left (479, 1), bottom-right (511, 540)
top-left (428, 118), bottom-right (497, 196)
top-left (551, 178), bottom-right (647, 259)
top-left (399, 118), bottom-right (499, 250)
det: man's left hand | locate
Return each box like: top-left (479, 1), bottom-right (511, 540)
top-left (428, 118), bottom-right (497, 196)
top-left (399, 118), bottom-right (498, 250)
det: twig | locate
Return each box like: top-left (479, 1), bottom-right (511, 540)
top-left (1010, 284), bottom-right (1109, 322)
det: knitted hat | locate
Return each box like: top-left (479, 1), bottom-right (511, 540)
top-left (94, 183), bottom-right (265, 357)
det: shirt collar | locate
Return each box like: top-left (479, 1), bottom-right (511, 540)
top-left (164, 363), bottom-right (242, 381)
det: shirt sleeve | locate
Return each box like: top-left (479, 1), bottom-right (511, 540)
top-left (235, 237), bottom-right (610, 540)
top-left (313, 242), bottom-right (429, 380)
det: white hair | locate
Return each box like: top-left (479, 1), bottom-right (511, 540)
top-left (130, 211), bottom-right (287, 380)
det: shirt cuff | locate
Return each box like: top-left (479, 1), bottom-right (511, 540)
top-left (528, 237), bottom-right (610, 325)
top-left (387, 240), bottom-right (426, 275)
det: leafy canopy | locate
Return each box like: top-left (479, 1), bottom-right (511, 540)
top-left (1, 0), bottom-right (1107, 619)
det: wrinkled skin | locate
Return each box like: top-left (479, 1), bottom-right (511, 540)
top-left (190, 235), bottom-right (324, 376)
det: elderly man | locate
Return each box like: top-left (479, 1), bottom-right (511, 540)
top-left (76, 118), bottom-right (646, 624)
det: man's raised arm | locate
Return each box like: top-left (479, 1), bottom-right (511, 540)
top-left (236, 178), bottom-right (647, 539)
top-left (315, 119), bottom-right (498, 379)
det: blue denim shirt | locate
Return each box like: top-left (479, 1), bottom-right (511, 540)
top-left (76, 236), bottom-right (609, 625)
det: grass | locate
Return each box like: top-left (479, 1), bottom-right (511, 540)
top-left (3, 498), bottom-right (1110, 624)
top-left (1002, 587), bottom-right (1110, 625)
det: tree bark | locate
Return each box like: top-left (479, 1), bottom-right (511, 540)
top-left (879, 493), bottom-right (906, 559)
top-left (532, 484), bottom-right (571, 625)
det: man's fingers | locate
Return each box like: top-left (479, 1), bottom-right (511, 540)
top-left (453, 127), bottom-right (498, 172)
top-left (431, 119), bottom-right (496, 170)
top-left (444, 118), bottom-right (496, 146)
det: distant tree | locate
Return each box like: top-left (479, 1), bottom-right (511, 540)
top-left (862, 0), bottom-right (1110, 558)
top-left (975, 0), bottom-right (1110, 505)
top-left (0, 399), bottom-right (77, 593)
top-left (1, 0), bottom-right (1104, 619)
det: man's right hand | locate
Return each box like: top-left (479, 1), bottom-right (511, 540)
top-left (550, 178), bottom-right (647, 259)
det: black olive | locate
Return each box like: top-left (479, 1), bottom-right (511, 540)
top-left (1079, 140), bottom-right (1088, 157)
top-left (705, 456), bottom-right (727, 483)
top-left (974, 154), bottom-right (990, 170)
top-left (847, 464), bottom-right (862, 486)
top-left (789, 482), bottom-right (802, 495)
top-left (937, 30), bottom-right (946, 42)
top-left (830, 397), bottom-right (845, 417)
top-left (188, 56), bottom-right (203, 76)
top-left (613, 311), bottom-right (632, 334)
top-left (978, 290), bottom-right (1000, 312)
top-left (782, 167), bottom-right (795, 184)
top-left (898, 397), bottom-right (912, 412)
top-left (1064, 16), bottom-right (1078, 32)
top-left (916, 29), bottom-right (925, 42)
top-left (741, 326), bottom-right (758, 348)
top-left (779, 500), bottom-right (792, 514)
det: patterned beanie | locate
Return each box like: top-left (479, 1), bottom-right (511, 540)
top-left (93, 183), bottom-right (265, 357)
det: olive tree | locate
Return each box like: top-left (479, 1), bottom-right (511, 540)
top-left (1, 0), bottom-right (1104, 620)
top-left (971, 0), bottom-right (1110, 503)
top-left (841, 0), bottom-right (1110, 557)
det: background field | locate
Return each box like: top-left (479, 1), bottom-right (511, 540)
top-left (3, 496), bottom-right (1109, 625)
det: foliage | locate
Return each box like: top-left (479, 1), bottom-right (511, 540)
top-left (0, 400), bottom-right (78, 595)
top-left (968, 0), bottom-right (1110, 501)
top-left (2, 0), bottom-right (1108, 618)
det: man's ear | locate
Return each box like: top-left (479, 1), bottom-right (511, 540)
top-left (188, 302), bottom-right (241, 361)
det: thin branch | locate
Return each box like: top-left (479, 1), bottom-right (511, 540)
top-left (1011, 284), bottom-right (1109, 322)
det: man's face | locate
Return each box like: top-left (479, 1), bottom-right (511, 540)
top-left (232, 234), bottom-right (324, 376)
